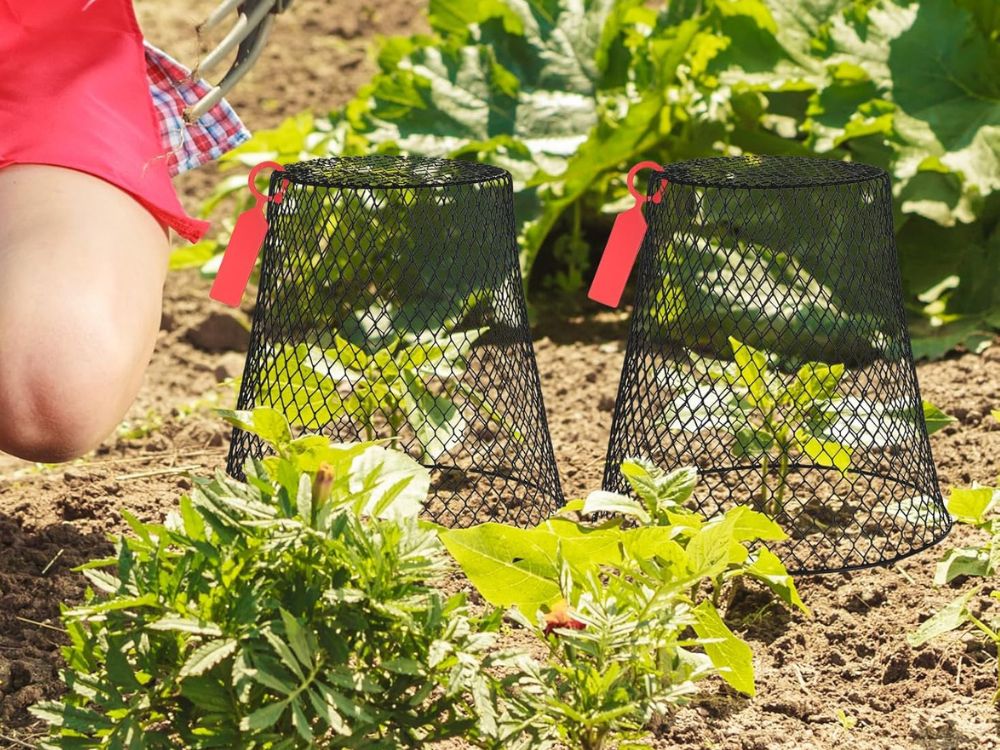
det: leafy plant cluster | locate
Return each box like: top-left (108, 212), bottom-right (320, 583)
top-left (32, 407), bottom-right (812, 750)
top-left (664, 337), bottom-right (954, 516)
top-left (441, 458), bottom-right (810, 749)
top-left (190, 0), bottom-right (1000, 358)
top-left (265, 321), bottom-right (490, 463)
top-left (909, 474), bottom-right (1000, 702)
top-left (32, 408), bottom-right (501, 749)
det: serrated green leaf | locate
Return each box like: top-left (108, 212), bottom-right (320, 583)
top-left (180, 639), bottom-right (239, 679)
top-left (240, 701), bottom-right (287, 731)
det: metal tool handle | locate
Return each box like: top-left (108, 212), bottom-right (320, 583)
top-left (183, 0), bottom-right (294, 123)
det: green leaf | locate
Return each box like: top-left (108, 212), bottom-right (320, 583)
top-left (934, 547), bottom-right (991, 585)
top-left (728, 337), bottom-right (773, 405)
top-left (180, 639), bottom-right (239, 679)
top-left (947, 486), bottom-right (998, 524)
top-left (686, 515), bottom-right (739, 580)
top-left (280, 609), bottom-right (315, 670)
top-left (581, 491), bottom-right (651, 524)
top-left (291, 698), bottom-right (315, 742)
top-left (725, 506), bottom-right (787, 543)
top-left (745, 547), bottom-right (810, 615)
top-left (240, 701), bottom-right (288, 731)
top-left (922, 401), bottom-right (954, 435)
top-left (169, 239), bottom-right (220, 271)
top-left (691, 600), bottom-right (756, 696)
top-left (908, 587), bottom-right (980, 647)
top-left (439, 524), bottom-right (562, 611)
top-left (798, 435), bottom-right (852, 473)
top-left (789, 362), bottom-right (844, 403)
top-left (217, 408), bottom-right (292, 449)
top-left (348, 446), bottom-right (429, 520)
top-left (619, 460), bottom-right (698, 515)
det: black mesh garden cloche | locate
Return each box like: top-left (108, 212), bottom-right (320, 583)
top-left (228, 155), bottom-right (563, 526)
top-left (603, 155), bottom-right (951, 574)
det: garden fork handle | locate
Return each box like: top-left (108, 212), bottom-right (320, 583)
top-left (183, 0), bottom-right (292, 123)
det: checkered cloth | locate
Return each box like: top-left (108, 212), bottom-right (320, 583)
top-left (144, 42), bottom-right (251, 177)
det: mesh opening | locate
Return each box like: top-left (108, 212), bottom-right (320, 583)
top-left (229, 156), bottom-right (564, 527)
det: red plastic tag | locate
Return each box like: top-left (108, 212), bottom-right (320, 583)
top-left (209, 161), bottom-right (289, 307)
top-left (587, 161), bottom-right (666, 308)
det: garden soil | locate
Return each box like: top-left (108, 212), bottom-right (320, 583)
top-left (0, 1), bottom-right (998, 747)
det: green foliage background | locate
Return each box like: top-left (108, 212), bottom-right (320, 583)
top-left (202, 0), bottom-right (1000, 358)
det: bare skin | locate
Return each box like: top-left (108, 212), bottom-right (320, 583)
top-left (0, 163), bottom-right (171, 462)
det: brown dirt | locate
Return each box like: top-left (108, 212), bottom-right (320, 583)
top-left (2, 1), bottom-right (1000, 748)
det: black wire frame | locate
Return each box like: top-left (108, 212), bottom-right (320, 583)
top-left (602, 155), bottom-right (951, 575)
top-left (226, 156), bottom-right (565, 527)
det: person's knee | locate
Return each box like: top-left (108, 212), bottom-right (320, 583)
top-left (0, 322), bottom-right (135, 463)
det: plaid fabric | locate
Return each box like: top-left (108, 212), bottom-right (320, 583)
top-left (144, 42), bottom-right (251, 177)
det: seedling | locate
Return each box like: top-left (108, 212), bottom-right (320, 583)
top-left (266, 324), bottom-right (490, 463)
top-left (909, 483), bottom-right (1000, 702)
top-left (665, 337), bottom-right (853, 515)
top-left (664, 337), bottom-right (953, 517)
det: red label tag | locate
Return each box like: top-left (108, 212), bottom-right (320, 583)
top-left (587, 161), bottom-right (666, 308)
top-left (210, 161), bottom-right (288, 307)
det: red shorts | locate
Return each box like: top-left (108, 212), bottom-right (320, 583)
top-left (0, 0), bottom-right (223, 242)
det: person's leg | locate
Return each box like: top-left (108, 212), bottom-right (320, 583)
top-left (0, 164), bottom-right (171, 462)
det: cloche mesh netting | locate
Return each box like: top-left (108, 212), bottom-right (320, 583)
top-left (228, 155), bottom-right (564, 526)
top-left (603, 155), bottom-right (951, 574)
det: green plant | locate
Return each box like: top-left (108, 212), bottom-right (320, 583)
top-left (665, 337), bottom-right (953, 516)
top-left (439, 461), bottom-right (809, 748)
top-left (31, 407), bottom-right (500, 749)
top-left (202, 0), bottom-right (1000, 357)
top-left (267, 324), bottom-right (491, 462)
top-left (908, 483), bottom-right (1000, 702)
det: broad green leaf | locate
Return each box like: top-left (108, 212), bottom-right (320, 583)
top-left (922, 401), bottom-right (954, 435)
top-left (691, 600), bottom-right (756, 696)
top-left (947, 486), bottom-right (998, 524)
top-left (908, 587), bottom-right (980, 647)
top-left (439, 524), bottom-right (561, 611)
top-left (169, 239), bottom-right (219, 271)
top-left (725, 506), bottom-right (787, 543)
top-left (686, 515), bottom-right (739, 580)
top-left (789, 362), bottom-right (844, 403)
top-left (934, 547), bottom-right (991, 585)
top-left (728, 337), bottom-right (773, 405)
top-left (217, 407), bottom-right (292, 449)
top-left (620, 460), bottom-right (698, 514)
top-left (798, 435), bottom-right (852, 473)
top-left (745, 547), bottom-right (810, 615)
top-left (348, 446), bottom-right (429, 520)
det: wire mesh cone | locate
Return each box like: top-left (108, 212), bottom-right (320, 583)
top-left (228, 155), bottom-right (563, 526)
top-left (604, 155), bottom-right (951, 574)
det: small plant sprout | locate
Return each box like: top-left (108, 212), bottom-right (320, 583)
top-left (835, 708), bottom-right (857, 731)
top-left (663, 337), bottom-right (953, 517)
top-left (266, 322), bottom-right (489, 463)
top-left (909, 483), bottom-right (1000, 702)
